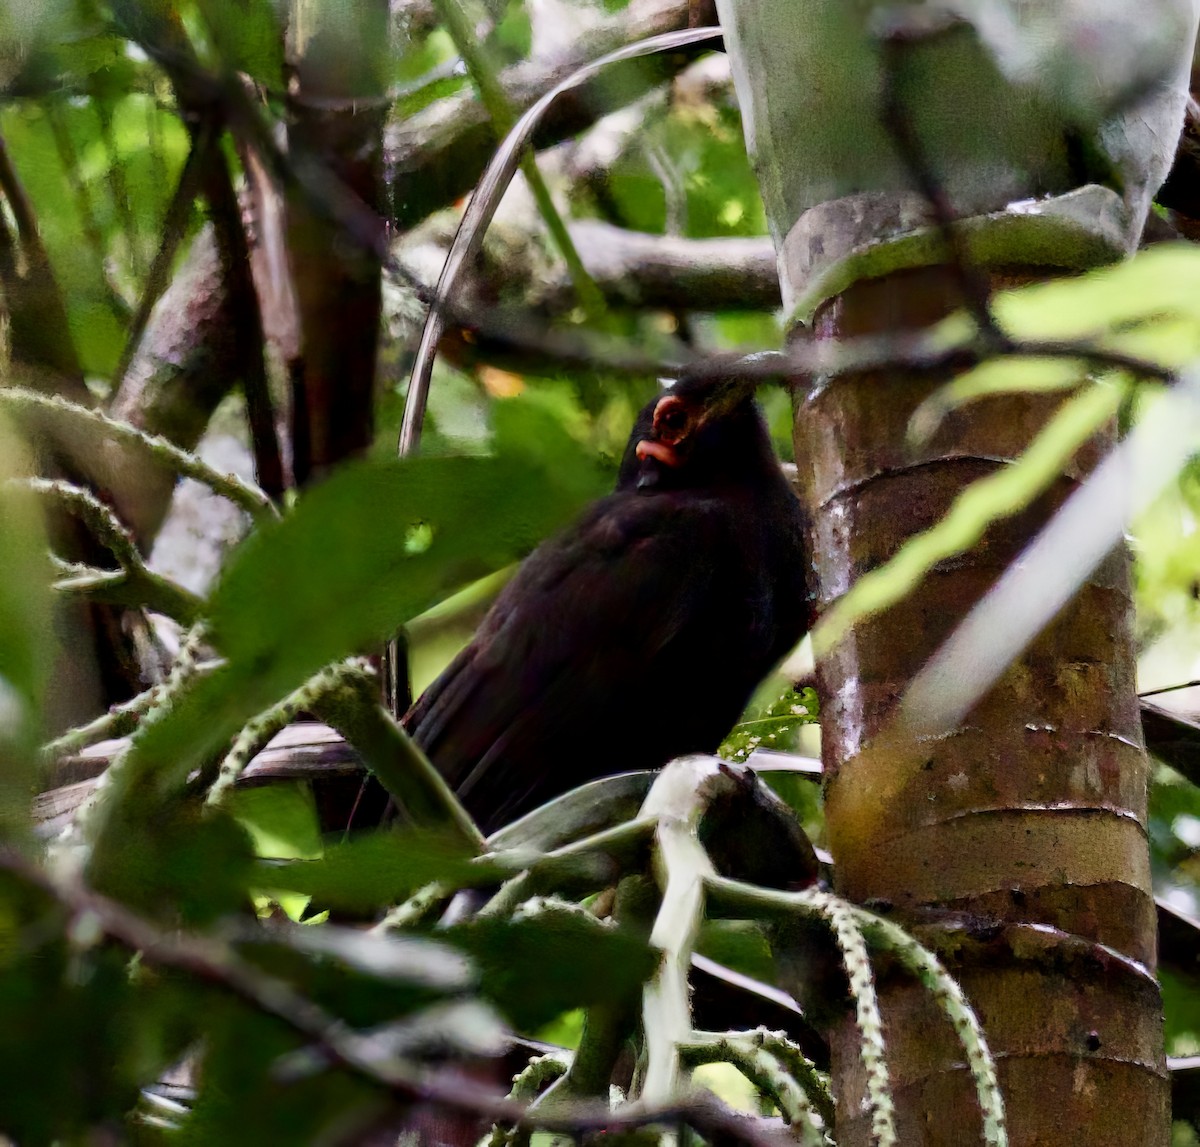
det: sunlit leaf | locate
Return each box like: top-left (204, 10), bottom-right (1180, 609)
top-left (720, 681), bottom-right (818, 763)
top-left (938, 244), bottom-right (1200, 347)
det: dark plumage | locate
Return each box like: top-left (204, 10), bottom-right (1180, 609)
top-left (405, 371), bottom-right (812, 835)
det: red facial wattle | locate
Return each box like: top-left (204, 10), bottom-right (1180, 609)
top-left (635, 439), bottom-right (682, 467)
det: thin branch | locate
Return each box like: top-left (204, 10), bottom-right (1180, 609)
top-left (0, 388), bottom-right (278, 523)
top-left (679, 1030), bottom-right (830, 1145)
top-left (312, 668), bottom-right (485, 853)
top-left (206, 660), bottom-right (371, 807)
top-left (1139, 678), bottom-right (1200, 698)
top-left (200, 122), bottom-right (285, 501)
top-left (14, 478), bottom-right (204, 625)
top-left (56, 623), bottom-right (209, 853)
top-left (111, 119), bottom-right (215, 392)
top-left (478, 815), bottom-right (657, 918)
top-left (41, 660), bottom-right (220, 761)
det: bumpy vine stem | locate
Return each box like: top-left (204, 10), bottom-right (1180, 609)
top-left (0, 387), bottom-right (278, 523)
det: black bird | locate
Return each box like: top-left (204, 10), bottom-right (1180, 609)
top-left (404, 370), bottom-right (812, 835)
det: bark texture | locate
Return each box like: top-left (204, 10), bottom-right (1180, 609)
top-left (286, 0), bottom-right (390, 483)
top-left (794, 267), bottom-right (1166, 1145)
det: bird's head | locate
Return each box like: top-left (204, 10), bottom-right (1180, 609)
top-left (618, 367), bottom-right (779, 492)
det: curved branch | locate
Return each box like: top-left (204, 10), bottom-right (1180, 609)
top-left (386, 0), bottom-right (719, 229)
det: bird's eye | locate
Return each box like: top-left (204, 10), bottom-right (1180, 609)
top-left (653, 395), bottom-right (692, 444)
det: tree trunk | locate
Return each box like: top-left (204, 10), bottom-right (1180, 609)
top-left (286, 0), bottom-right (390, 484)
top-left (798, 266), bottom-right (1164, 1144)
top-left (716, 1), bottom-right (1198, 1142)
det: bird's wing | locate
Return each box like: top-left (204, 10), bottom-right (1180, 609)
top-left (403, 491), bottom-right (738, 819)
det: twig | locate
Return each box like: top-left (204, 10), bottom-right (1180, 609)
top-left (858, 914), bottom-right (1006, 1147)
top-left (41, 660), bottom-right (219, 760)
top-left (205, 659), bottom-right (370, 807)
top-left (1139, 678), bottom-right (1200, 697)
top-left (0, 388), bottom-right (278, 523)
top-left (817, 894), bottom-right (897, 1147)
top-left (13, 478), bottom-right (204, 625)
top-left (312, 668), bottom-right (485, 852)
top-left (55, 624), bottom-right (209, 854)
top-left (705, 878), bottom-right (1009, 1147)
top-left (372, 881), bottom-right (455, 933)
top-left (111, 119), bottom-right (216, 391)
top-left (198, 109), bottom-right (285, 501)
top-left (478, 815), bottom-right (657, 917)
top-left (679, 1030), bottom-right (830, 1145)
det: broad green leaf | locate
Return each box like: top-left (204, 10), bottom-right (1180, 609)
top-left (447, 910), bottom-right (657, 1030)
top-left (0, 873), bottom-right (197, 1144)
top-left (491, 389), bottom-right (609, 506)
top-left (127, 454), bottom-right (589, 793)
top-left (228, 783), bottom-right (323, 861)
top-left (230, 783), bottom-right (324, 920)
top-left (254, 923), bottom-right (475, 993)
top-left (257, 830), bottom-right (505, 913)
top-left (195, 0), bottom-right (285, 88)
top-left (88, 801), bottom-right (256, 926)
top-left (212, 454), bottom-right (580, 677)
top-left (183, 998), bottom-right (388, 1147)
top-left (936, 243), bottom-right (1200, 349)
top-left (696, 920), bottom-right (778, 986)
top-left (235, 924), bottom-right (477, 1028)
top-left (486, 772), bottom-right (655, 852)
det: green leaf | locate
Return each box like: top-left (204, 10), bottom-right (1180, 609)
top-left (127, 454), bottom-right (588, 795)
top-left (212, 455), bottom-right (578, 685)
top-left (228, 783), bottom-right (323, 861)
top-left (236, 924), bottom-right (475, 1029)
top-left (696, 919), bottom-right (778, 986)
top-left (88, 800), bottom-right (256, 926)
top-left (257, 829), bottom-right (505, 913)
top-left (447, 910), bottom-right (657, 1030)
top-left (195, 0), bottom-right (285, 88)
top-left (183, 999), bottom-right (387, 1147)
top-left (720, 680), bottom-right (818, 763)
top-left (939, 243), bottom-right (1200, 346)
top-left (486, 772), bottom-right (655, 853)
top-left (0, 873), bottom-right (197, 1144)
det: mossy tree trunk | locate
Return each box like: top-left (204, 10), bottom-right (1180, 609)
top-left (716, 2), bottom-right (1198, 1142)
